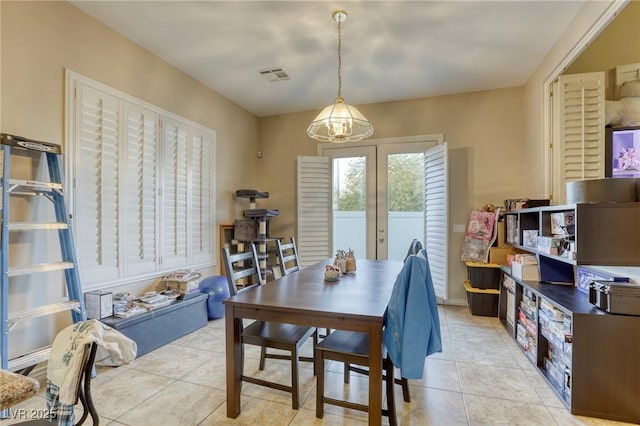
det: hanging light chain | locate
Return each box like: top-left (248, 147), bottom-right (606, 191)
top-left (337, 14), bottom-right (342, 99)
top-left (306, 10), bottom-right (373, 143)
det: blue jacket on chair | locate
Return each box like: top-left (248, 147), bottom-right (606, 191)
top-left (383, 248), bottom-right (442, 379)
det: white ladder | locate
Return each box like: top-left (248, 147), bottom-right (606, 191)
top-left (0, 133), bottom-right (86, 373)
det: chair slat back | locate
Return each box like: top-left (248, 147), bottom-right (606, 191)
top-left (404, 239), bottom-right (423, 262)
top-left (275, 237), bottom-right (300, 276)
top-left (222, 244), bottom-right (262, 296)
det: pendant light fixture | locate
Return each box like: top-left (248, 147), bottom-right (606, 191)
top-left (307, 10), bottom-right (373, 143)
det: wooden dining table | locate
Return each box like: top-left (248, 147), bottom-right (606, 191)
top-left (224, 258), bottom-right (403, 426)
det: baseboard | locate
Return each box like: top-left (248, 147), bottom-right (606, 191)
top-left (440, 298), bottom-right (468, 306)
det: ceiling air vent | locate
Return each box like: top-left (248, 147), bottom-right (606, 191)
top-left (259, 67), bottom-right (290, 82)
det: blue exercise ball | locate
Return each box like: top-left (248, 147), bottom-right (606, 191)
top-left (199, 275), bottom-right (230, 319)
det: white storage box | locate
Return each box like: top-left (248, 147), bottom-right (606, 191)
top-left (512, 262), bottom-right (540, 281)
top-left (85, 290), bottom-right (113, 319)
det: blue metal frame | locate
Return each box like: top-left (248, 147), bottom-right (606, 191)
top-left (46, 153), bottom-right (86, 323)
top-left (1, 144), bottom-right (11, 371)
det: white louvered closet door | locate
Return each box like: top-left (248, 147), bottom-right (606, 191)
top-left (424, 143), bottom-right (448, 300)
top-left (556, 72), bottom-right (605, 203)
top-left (161, 118), bottom-right (189, 268)
top-left (123, 104), bottom-right (158, 276)
top-left (189, 129), bottom-right (214, 265)
top-left (74, 85), bottom-right (121, 283)
top-left (297, 156), bottom-right (332, 267)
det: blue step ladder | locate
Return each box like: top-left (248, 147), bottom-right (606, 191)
top-left (1, 133), bottom-right (86, 374)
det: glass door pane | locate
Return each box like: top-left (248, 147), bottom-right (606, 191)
top-left (323, 146), bottom-right (376, 259)
top-left (377, 141), bottom-right (435, 260)
top-left (332, 156), bottom-right (366, 260)
top-left (386, 152), bottom-right (425, 261)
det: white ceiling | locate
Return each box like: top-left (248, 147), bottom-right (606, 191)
top-left (70, 0), bottom-right (585, 117)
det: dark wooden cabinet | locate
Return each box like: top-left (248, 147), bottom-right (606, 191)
top-left (500, 202), bottom-right (640, 423)
top-left (499, 272), bottom-right (640, 423)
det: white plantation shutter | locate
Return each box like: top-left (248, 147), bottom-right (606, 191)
top-left (297, 156), bottom-right (332, 266)
top-left (67, 72), bottom-right (216, 288)
top-left (161, 118), bottom-right (189, 268)
top-left (424, 143), bottom-right (448, 299)
top-left (557, 72), bottom-right (605, 198)
top-left (74, 85), bottom-right (120, 283)
top-left (189, 130), bottom-right (214, 265)
top-left (123, 104), bottom-right (158, 275)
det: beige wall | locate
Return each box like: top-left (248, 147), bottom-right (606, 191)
top-left (258, 87), bottom-right (527, 303)
top-left (522, 0), bottom-right (623, 198)
top-left (564, 0), bottom-right (640, 99)
top-left (1, 1), bottom-right (258, 356)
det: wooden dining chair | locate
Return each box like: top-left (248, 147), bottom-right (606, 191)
top-left (275, 237), bottom-right (331, 339)
top-left (275, 237), bottom-right (301, 276)
top-left (315, 330), bottom-right (399, 425)
top-left (337, 240), bottom-right (422, 406)
top-left (222, 245), bottom-right (317, 409)
top-left (404, 238), bottom-right (423, 262)
top-left (317, 242), bottom-right (434, 422)
top-left (18, 343), bottom-right (99, 425)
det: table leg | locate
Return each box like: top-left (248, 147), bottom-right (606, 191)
top-left (225, 304), bottom-right (242, 418)
top-left (368, 322), bottom-right (383, 426)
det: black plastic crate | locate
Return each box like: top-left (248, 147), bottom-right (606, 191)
top-left (464, 280), bottom-right (499, 317)
top-left (466, 262), bottom-right (501, 289)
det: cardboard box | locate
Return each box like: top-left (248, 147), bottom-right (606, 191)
top-left (85, 290), bottom-right (113, 319)
top-left (511, 262), bottom-right (540, 281)
top-left (488, 247), bottom-right (514, 265)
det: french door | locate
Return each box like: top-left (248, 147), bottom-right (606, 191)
top-left (297, 136), bottom-right (448, 298)
top-left (321, 140), bottom-right (437, 261)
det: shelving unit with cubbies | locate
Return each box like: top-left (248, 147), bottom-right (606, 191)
top-left (499, 202), bottom-right (640, 423)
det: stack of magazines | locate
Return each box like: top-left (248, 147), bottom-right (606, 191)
top-left (114, 305), bottom-right (147, 319)
top-left (134, 292), bottom-right (173, 310)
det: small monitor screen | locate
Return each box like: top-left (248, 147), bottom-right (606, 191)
top-left (611, 127), bottom-right (640, 178)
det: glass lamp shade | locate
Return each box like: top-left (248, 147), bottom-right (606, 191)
top-left (306, 97), bottom-right (374, 143)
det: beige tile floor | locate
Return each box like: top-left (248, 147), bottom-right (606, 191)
top-left (2, 305), bottom-right (635, 425)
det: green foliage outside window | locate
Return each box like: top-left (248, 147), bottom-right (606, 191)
top-left (336, 154), bottom-right (424, 211)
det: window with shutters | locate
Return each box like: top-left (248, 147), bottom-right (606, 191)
top-left (66, 71), bottom-right (216, 289)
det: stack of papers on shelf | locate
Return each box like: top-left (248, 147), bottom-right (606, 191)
top-left (114, 305), bottom-right (147, 319)
top-left (134, 292), bottom-right (173, 310)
